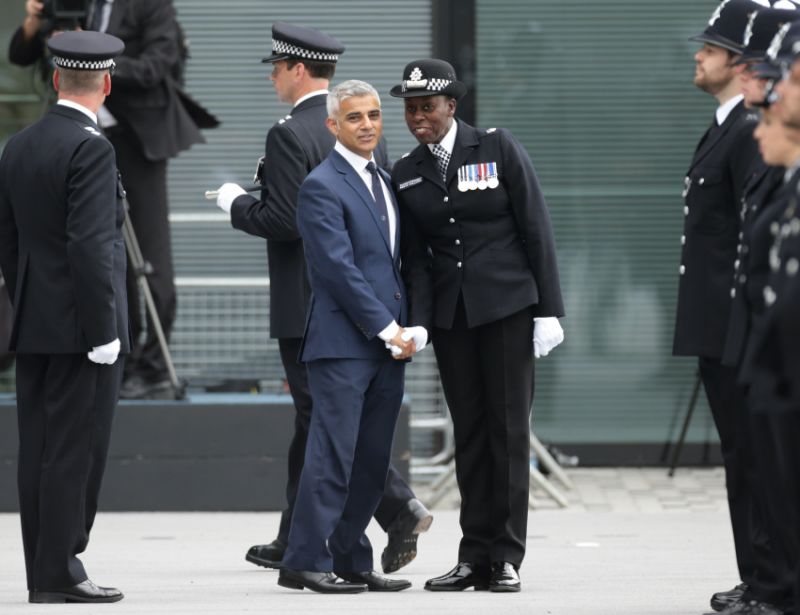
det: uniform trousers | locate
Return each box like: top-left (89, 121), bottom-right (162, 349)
top-left (276, 338), bottom-right (413, 545)
top-left (699, 357), bottom-right (782, 603)
top-left (108, 129), bottom-right (176, 382)
top-left (282, 357), bottom-right (404, 573)
top-left (15, 353), bottom-right (124, 591)
top-left (748, 376), bottom-right (800, 613)
top-left (433, 299), bottom-right (534, 568)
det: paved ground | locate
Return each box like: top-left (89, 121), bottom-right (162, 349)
top-left (0, 468), bottom-right (736, 614)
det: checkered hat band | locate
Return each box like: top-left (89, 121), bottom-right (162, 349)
top-left (53, 56), bottom-right (115, 70)
top-left (271, 38), bottom-right (339, 62)
top-left (427, 78), bottom-right (451, 91)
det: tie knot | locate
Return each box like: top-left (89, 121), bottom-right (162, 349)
top-left (366, 161), bottom-right (377, 175)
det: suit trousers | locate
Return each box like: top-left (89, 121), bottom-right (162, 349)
top-left (15, 353), bottom-right (123, 591)
top-left (433, 299), bottom-right (534, 568)
top-left (281, 357), bottom-right (404, 573)
top-left (276, 338), bottom-right (413, 545)
top-left (699, 357), bottom-right (781, 602)
top-left (108, 129), bottom-right (176, 381)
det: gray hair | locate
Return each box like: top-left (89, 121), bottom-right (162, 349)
top-left (327, 79), bottom-right (380, 119)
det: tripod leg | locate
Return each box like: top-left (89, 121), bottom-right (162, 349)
top-left (122, 203), bottom-right (184, 399)
top-left (530, 432), bottom-right (574, 490)
top-left (668, 370), bottom-right (703, 477)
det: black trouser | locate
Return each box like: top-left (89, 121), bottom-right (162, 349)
top-left (748, 380), bottom-right (800, 613)
top-left (276, 338), bottom-right (414, 545)
top-left (699, 357), bottom-right (784, 604)
top-left (433, 301), bottom-right (534, 568)
top-left (109, 129), bottom-right (175, 382)
top-left (15, 353), bottom-right (123, 591)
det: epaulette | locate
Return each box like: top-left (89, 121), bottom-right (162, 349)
top-left (486, 127), bottom-right (497, 134)
top-left (401, 152), bottom-right (410, 159)
top-left (83, 125), bottom-right (102, 136)
top-left (278, 114), bottom-right (293, 125)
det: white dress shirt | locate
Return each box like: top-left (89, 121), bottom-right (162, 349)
top-left (716, 94), bottom-right (743, 126)
top-left (57, 99), bottom-right (98, 125)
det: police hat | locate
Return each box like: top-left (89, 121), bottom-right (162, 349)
top-left (46, 30), bottom-right (124, 71)
top-left (737, 7), bottom-right (800, 63)
top-left (389, 59), bottom-right (467, 100)
top-left (752, 19), bottom-right (800, 76)
top-left (690, 0), bottom-right (766, 53)
top-left (261, 22), bottom-right (344, 64)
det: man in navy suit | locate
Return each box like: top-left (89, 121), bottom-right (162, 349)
top-left (276, 80), bottom-right (426, 594)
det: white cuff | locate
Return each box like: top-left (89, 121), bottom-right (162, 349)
top-left (378, 321), bottom-right (400, 342)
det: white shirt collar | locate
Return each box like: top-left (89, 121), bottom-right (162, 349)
top-left (427, 118), bottom-right (458, 155)
top-left (716, 94), bottom-right (743, 126)
top-left (293, 89), bottom-right (329, 109)
top-left (334, 140), bottom-right (376, 174)
top-left (57, 99), bottom-right (98, 125)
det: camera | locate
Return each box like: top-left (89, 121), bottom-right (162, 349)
top-left (40, 0), bottom-right (90, 32)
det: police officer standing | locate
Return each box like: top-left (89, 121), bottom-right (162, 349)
top-left (390, 59), bottom-right (565, 592)
top-left (678, 2), bottom-right (769, 613)
top-left (0, 31), bottom-right (129, 603)
top-left (213, 22), bottom-right (432, 575)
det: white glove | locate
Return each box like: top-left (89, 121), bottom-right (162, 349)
top-left (386, 326), bottom-right (428, 356)
top-left (533, 317), bottom-right (564, 358)
top-left (87, 338), bottom-right (121, 365)
top-left (215, 182), bottom-right (246, 214)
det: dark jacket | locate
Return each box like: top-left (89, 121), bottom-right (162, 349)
top-left (230, 93), bottom-right (390, 339)
top-left (8, 0), bottom-right (214, 162)
top-left (673, 101), bottom-right (760, 358)
top-left (392, 119), bottom-right (564, 331)
top-left (0, 105), bottom-right (130, 353)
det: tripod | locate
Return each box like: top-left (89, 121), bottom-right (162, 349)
top-left (667, 369), bottom-right (703, 477)
top-left (121, 196), bottom-right (186, 400)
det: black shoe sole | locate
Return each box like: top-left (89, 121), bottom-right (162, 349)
top-left (30, 592), bottom-right (123, 603)
top-left (246, 552), bottom-right (282, 569)
top-left (382, 547), bottom-right (417, 574)
top-left (424, 583), bottom-right (490, 592)
top-left (489, 584), bottom-right (521, 593)
top-left (277, 577), bottom-right (366, 594)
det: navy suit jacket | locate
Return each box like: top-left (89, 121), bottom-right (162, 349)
top-left (297, 148), bottom-right (407, 362)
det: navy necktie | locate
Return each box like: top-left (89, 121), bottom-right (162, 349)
top-left (366, 162), bottom-right (390, 233)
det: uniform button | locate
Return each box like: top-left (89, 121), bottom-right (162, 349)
top-left (742, 245), bottom-right (749, 255)
top-left (684, 206), bottom-right (689, 216)
top-left (734, 259), bottom-right (740, 269)
top-left (679, 265), bottom-right (686, 275)
top-left (698, 177), bottom-right (705, 185)
top-left (394, 292), bottom-right (401, 300)
top-left (739, 232), bottom-right (744, 240)
top-left (730, 288), bottom-right (736, 298)
top-left (737, 245), bottom-right (742, 254)
top-left (443, 196), bottom-right (449, 203)
top-left (455, 239), bottom-right (461, 245)
top-left (681, 235), bottom-right (686, 245)
top-left (739, 274), bottom-right (747, 284)
top-left (764, 286), bottom-right (777, 306)
top-left (449, 217), bottom-right (455, 224)
top-left (787, 258), bottom-right (799, 276)
top-left (457, 262), bottom-right (462, 269)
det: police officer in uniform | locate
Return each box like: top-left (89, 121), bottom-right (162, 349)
top-left (213, 22), bottom-right (432, 574)
top-left (678, 2), bottom-right (770, 612)
top-left (390, 59), bottom-right (565, 592)
top-left (0, 31), bottom-right (129, 603)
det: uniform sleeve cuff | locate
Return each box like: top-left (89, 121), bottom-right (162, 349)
top-left (378, 321), bottom-right (400, 342)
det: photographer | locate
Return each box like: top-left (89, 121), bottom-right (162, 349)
top-left (8, 0), bottom-right (217, 399)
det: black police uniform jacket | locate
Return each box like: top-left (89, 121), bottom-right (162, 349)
top-left (0, 105), bottom-right (130, 353)
top-left (673, 101), bottom-right (759, 358)
top-left (8, 0), bottom-right (213, 162)
top-left (231, 93), bottom-right (390, 339)
top-left (392, 119), bottom-right (564, 331)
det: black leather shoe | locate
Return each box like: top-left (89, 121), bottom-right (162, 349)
top-left (706, 599), bottom-right (786, 615)
top-left (489, 561), bottom-right (520, 592)
top-left (710, 584), bottom-right (748, 612)
top-left (120, 375), bottom-right (175, 400)
top-left (278, 569), bottom-right (367, 593)
top-left (246, 539), bottom-right (285, 569)
top-left (381, 498), bottom-right (433, 573)
top-left (337, 570), bottom-right (411, 592)
top-left (424, 562), bottom-right (490, 592)
top-left (29, 579), bottom-right (123, 603)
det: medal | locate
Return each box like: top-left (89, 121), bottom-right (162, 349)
top-left (487, 162), bottom-right (499, 189)
top-left (477, 162), bottom-right (488, 190)
top-left (468, 164), bottom-right (478, 191)
top-left (458, 166), bottom-right (469, 192)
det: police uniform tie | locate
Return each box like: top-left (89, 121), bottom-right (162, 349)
top-left (431, 143), bottom-right (450, 182)
top-left (366, 162), bottom-right (390, 233)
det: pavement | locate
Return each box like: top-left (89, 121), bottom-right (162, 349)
top-left (0, 468), bottom-right (737, 614)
